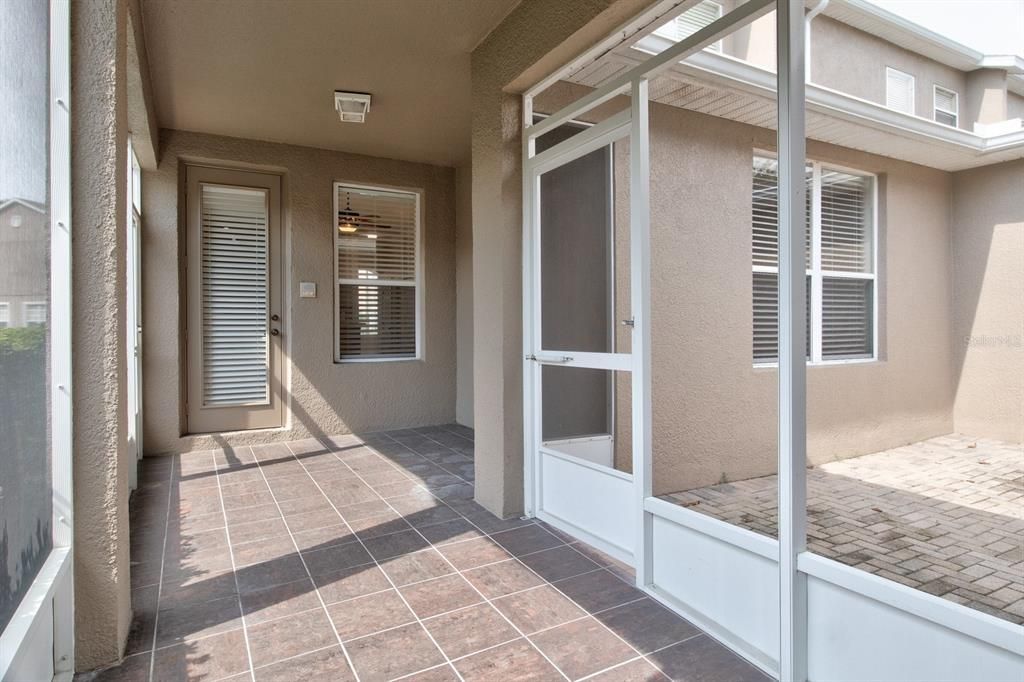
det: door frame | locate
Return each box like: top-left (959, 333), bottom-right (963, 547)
top-left (185, 165), bottom-right (284, 434)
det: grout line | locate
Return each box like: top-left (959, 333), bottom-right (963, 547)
top-left (248, 445), bottom-right (364, 682)
top-left (145, 455), bottom-right (177, 681)
top-left (577, 631), bottom-right (706, 681)
top-left (376, 431), bottom-right (655, 679)
top-left (283, 441), bottom-right (467, 682)
top-left (212, 450), bottom-right (259, 682)
top-left (339, 433), bottom-right (572, 682)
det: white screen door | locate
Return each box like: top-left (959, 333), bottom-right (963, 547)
top-left (186, 166), bottom-right (283, 433)
top-left (524, 110), bottom-right (641, 563)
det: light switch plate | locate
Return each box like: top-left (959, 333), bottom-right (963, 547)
top-left (299, 282), bottom-right (317, 298)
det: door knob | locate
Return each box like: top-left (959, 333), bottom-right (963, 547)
top-left (271, 329), bottom-right (280, 336)
top-left (271, 314), bottom-right (280, 321)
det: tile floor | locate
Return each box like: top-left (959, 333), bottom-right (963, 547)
top-left (83, 425), bottom-right (769, 682)
top-left (663, 434), bottom-right (1024, 624)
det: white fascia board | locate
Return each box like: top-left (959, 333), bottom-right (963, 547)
top-left (978, 55), bottom-right (1024, 74)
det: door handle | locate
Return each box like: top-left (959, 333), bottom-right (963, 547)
top-left (270, 329), bottom-right (280, 336)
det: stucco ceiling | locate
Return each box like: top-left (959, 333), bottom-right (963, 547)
top-left (141, 0), bottom-right (522, 168)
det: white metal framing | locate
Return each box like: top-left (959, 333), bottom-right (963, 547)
top-left (523, 1), bottom-right (1024, 680)
top-left (332, 181), bottom-right (424, 364)
top-left (0, 1), bottom-right (75, 679)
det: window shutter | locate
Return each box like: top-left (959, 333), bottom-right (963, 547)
top-left (336, 185), bottom-right (418, 360)
top-left (656, 1), bottom-right (723, 50)
top-left (822, 278), bottom-right (873, 359)
top-left (820, 170), bottom-right (871, 273)
top-left (200, 184), bottom-right (269, 406)
top-left (885, 68), bottom-right (915, 114)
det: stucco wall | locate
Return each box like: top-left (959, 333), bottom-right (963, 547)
top-left (537, 80), bottom-right (957, 494)
top-left (71, 0), bottom-right (133, 669)
top-left (1008, 92), bottom-right (1024, 121)
top-left (951, 160), bottom-right (1024, 443)
top-left (965, 69), bottom-right (1009, 127)
top-left (810, 16), bottom-right (968, 129)
top-left (141, 130), bottom-right (456, 455)
top-left (455, 164), bottom-right (474, 427)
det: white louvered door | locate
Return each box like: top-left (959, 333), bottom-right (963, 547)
top-left (187, 166), bottom-right (283, 433)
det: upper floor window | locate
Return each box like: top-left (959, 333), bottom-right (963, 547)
top-left (885, 67), bottom-right (915, 114)
top-left (752, 155), bottom-right (877, 364)
top-left (334, 183), bottom-right (421, 362)
top-left (655, 0), bottom-right (723, 52)
top-left (933, 85), bottom-right (959, 127)
top-left (24, 302), bottom-right (47, 327)
top-left (0, 303), bottom-right (8, 329)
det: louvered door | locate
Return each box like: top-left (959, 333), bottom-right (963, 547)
top-left (186, 166), bottom-right (283, 433)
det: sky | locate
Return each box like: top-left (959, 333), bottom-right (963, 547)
top-left (867, 0), bottom-right (1024, 56)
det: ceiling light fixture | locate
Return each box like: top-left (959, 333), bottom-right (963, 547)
top-left (334, 91), bottom-right (371, 123)
top-left (338, 193), bottom-right (359, 233)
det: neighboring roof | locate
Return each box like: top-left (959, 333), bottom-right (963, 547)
top-left (0, 198), bottom-right (46, 215)
top-left (823, 0), bottom-right (1024, 74)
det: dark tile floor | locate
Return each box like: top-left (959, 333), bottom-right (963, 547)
top-left (82, 425), bottom-right (769, 682)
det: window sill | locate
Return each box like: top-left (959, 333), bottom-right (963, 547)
top-left (335, 356), bottom-right (423, 365)
top-left (753, 357), bottom-right (878, 369)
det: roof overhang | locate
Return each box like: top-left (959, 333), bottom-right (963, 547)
top-left (563, 33), bottom-right (1024, 171)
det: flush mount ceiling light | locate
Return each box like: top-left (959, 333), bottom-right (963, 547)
top-left (334, 91), bottom-right (371, 123)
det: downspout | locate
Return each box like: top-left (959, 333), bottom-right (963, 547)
top-left (805, 0), bottom-right (830, 82)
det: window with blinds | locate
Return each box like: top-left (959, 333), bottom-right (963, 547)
top-left (654, 0), bottom-right (723, 51)
top-left (200, 184), bottom-right (270, 406)
top-left (885, 67), bottom-right (915, 114)
top-left (752, 155), bottom-right (876, 364)
top-left (335, 184), bottom-right (420, 361)
top-left (933, 85), bottom-right (958, 127)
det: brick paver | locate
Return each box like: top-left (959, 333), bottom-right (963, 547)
top-left (662, 434), bottom-right (1024, 624)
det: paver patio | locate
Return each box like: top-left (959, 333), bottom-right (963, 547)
top-left (82, 425), bottom-right (768, 682)
top-left (662, 434), bottom-right (1024, 624)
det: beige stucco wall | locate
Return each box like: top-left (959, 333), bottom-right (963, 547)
top-left (537, 80), bottom-right (957, 494)
top-left (648, 105), bottom-right (956, 493)
top-left (455, 164), bottom-right (474, 427)
top-left (951, 160), bottom-right (1024, 443)
top-left (965, 69), bottom-right (1009, 127)
top-left (1008, 92), bottom-right (1024, 121)
top-left (71, 0), bottom-right (133, 669)
top-left (810, 16), bottom-right (969, 129)
top-left (141, 130), bottom-right (456, 455)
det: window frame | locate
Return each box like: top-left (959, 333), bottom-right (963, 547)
top-left (23, 302), bottom-right (48, 327)
top-left (332, 181), bottom-right (424, 363)
top-left (654, 0), bottom-right (724, 53)
top-left (885, 66), bottom-right (916, 115)
top-left (933, 85), bottom-right (959, 128)
top-left (752, 151), bottom-right (879, 367)
top-left (0, 302), bottom-right (9, 329)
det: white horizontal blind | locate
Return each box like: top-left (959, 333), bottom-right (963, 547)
top-left (934, 86), bottom-right (958, 127)
top-left (885, 67), bottom-right (915, 114)
top-left (655, 0), bottom-right (723, 51)
top-left (751, 157), bottom-right (812, 269)
top-left (335, 185), bottom-right (419, 360)
top-left (820, 170), bottom-right (870, 272)
top-left (822, 277), bottom-right (873, 358)
top-left (752, 156), bottom-right (875, 363)
top-left (200, 184), bottom-right (269, 406)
